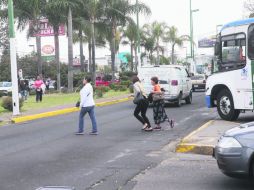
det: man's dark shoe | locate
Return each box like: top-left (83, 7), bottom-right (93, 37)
top-left (75, 131), bottom-right (84, 135)
top-left (89, 131), bottom-right (98, 135)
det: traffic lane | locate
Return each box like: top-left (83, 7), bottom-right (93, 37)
top-left (0, 92), bottom-right (209, 158)
top-left (0, 102), bottom-right (178, 190)
top-left (0, 93), bottom-right (216, 190)
top-left (132, 153), bottom-right (254, 190)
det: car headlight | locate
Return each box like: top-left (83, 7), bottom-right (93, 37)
top-left (217, 137), bottom-right (242, 148)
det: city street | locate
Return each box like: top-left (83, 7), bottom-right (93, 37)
top-left (0, 92), bottom-right (253, 190)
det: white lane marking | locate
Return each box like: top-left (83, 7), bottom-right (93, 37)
top-left (106, 149), bottom-right (132, 163)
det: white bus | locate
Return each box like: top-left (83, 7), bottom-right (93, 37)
top-left (206, 18), bottom-right (254, 121)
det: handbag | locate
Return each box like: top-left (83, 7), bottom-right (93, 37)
top-left (133, 84), bottom-right (144, 104)
top-left (133, 92), bottom-right (144, 104)
top-left (75, 101), bottom-right (80, 107)
top-left (152, 92), bottom-right (165, 102)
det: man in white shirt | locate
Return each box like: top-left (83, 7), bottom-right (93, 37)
top-left (76, 77), bottom-right (98, 135)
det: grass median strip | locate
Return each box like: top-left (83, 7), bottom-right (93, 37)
top-left (11, 96), bottom-right (132, 124)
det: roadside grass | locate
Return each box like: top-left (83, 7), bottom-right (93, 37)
top-left (0, 90), bottom-right (129, 115)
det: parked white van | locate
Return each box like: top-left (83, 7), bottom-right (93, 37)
top-left (138, 65), bottom-right (192, 106)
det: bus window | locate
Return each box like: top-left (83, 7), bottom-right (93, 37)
top-left (219, 34), bottom-right (246, 71)
top-left (248, 25), bottom-right (254, 60)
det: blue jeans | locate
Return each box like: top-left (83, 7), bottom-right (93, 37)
top-left (78, 106), bottom-right (97, 133)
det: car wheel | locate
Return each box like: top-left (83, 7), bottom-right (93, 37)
top-left (216, 89), bottom-right (240, 121)
top-left (185, 92), bottom-right (192, 104)
top-left (176, 93), bottom-right (182, 107)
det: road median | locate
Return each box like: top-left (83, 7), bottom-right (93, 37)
top-left (11, 96), bottom-right (132, 124)
top-left (176, 120), bottom-right (239, 155)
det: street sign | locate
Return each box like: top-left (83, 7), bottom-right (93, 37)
top-left (31, 19), bottom-right (65, 37)
top-left (198, 38), bottom-right (216, 48)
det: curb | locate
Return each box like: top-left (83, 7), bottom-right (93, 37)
top-left (11, 97), bottom-right (132, 124)
top-left (175, 120), bottom-right (215, 155)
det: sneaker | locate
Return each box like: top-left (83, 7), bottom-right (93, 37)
top-left (142, 123), bottom-right (148, 130)
top-left (153, 126), bottom-right (162, 130)
top-left (144, 127), bottom-right (153, 132)
top-left (89, 131), bottom-right (98, 135)
top-left (75, 131), bottom-right (84, 135)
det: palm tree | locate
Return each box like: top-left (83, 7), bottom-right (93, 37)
top-left (121, 22), bottom-right (138, 72)
top-left (142, 21), bottom-right (167, 65)
top-left (46, 0), bottom-right (82, 92)
top-left (13, 0), bottom-right (47, 76)
top-left (164, 26), bottom-right (191, 64)
top-left (140, 27), bottom-right (156, 64)
top-left (45, 1), bottom-right (66, 91)
top-left (102, 0), bottom-right (151, 80)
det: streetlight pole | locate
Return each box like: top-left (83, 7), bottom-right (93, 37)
top-left (189, 0), bottom-right (193, 59)
top-left (8, 0), bottom-right (20, 115)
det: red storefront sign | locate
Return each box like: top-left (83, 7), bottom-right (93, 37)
top-left (32, 19), bottom-right (65, 37)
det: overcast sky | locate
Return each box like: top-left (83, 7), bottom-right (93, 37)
top-left (16, 0), bottom-right (248, 61)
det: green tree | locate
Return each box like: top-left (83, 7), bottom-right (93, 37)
top-left (121, 22), bottom-right (138, 72)
top-left (13, 0), bottom-right (47, 76)
top-left (46, 0), bottom-right (82, 92)
top-left (164, 26), bottom-right (191, 64)
top-left (102, 0), bottom-right (151, 80)
top-left (142, 21), bottom-right (167, 65)
top-left (45, 1), bottom-right (66, 91)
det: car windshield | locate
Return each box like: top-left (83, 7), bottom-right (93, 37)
top-left (0, 82), bottom-right (12, 87)
top-left (191, 76), bottom-right (204, 80)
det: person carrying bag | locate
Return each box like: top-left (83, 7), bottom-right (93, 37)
top-left (132, 76), bottom-right (153, 132)
top-left (150, 76), bottom-right (174, 130)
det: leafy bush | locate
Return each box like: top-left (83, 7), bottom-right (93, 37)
top-left (95, 88), bottom-right (104, 98)
top-left (61, 87), bottom-right (68, 94)
top-left (120, 76), bottom-right (129, 81)
top-left (1, 96), bottom-right (24, 111)
top-left (120, 80), bottom-right (132, 87)
top-left (109, 83), bottom-right (116, 90)
top-left (129, 84), bottom-right (134, 93)
top-left (119, 86), bottom-right (127, 91)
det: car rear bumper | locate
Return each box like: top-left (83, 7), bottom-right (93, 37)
top-left (192, 84), bottom-right (206, 89)
top-left (164, 94), bottom-right (180, 102)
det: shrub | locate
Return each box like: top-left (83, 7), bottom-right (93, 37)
top-left (119, 86), bottom-right (127, 91)
top-left (1, 96), bottom-right (24, 111)
top-left (120, 76), bottom-right (129, 81)
top-left (29, 89), bottom-right (36, 96)
top-left (95, 88), bottom-right (104, 98)
top-left (120, 80), bottom-right (132, 87)
top-left (109, 83), bottom-right (116, 90)
top-left (129, 84), bottom-right (134, 93)
top-left (61, 87), bottom-right (68, 94)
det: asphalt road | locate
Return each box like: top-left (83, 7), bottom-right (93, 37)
top-left (0, 92), bottom-right (252, 190)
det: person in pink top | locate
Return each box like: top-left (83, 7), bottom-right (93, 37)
top-left (34, 76), bottom-right (44, 102)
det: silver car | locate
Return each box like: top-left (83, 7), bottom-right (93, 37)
top-left (214, 122), bottom-right (254, 178)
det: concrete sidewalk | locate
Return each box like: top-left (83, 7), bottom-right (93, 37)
top-left (0, 94), bottom-right (132, 124)
top-left (176, 120), bottom-right (240, 155)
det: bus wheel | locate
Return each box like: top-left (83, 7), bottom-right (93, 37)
top-left (217, 89), bottom-right (240, 121)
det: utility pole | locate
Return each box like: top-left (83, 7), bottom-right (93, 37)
top-left (8, 0), bottom-right (20, 115)
top-left (190, 0), bottom-right (193, 59)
